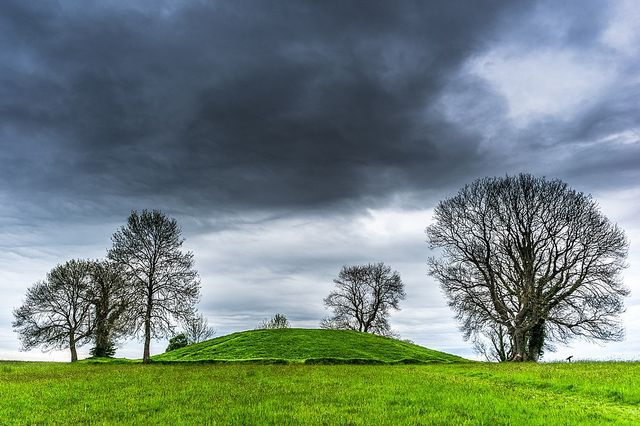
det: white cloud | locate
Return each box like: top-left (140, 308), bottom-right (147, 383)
top-left (595, 129), bottom-right (640, 147)
top-left (468, 48), bottom-right (615, 127)
top-left (601, 0), bottom-right (640, 57)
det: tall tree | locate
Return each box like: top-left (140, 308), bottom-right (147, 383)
top-left (427, 174), bottom-right (629, 361)
top-left (13, 259), bottom-right (94, 362)
top-left (88, 260), bottom-right (131, 358)
top-left (108, 209), bottom-right (200, 363)
top-left (321, 263), bottom-right (405, 336)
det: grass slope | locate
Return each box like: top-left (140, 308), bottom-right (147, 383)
top-left (152, 328), bottom-right (465, 364)
top-left (1, 362), bottom-right (639, 424)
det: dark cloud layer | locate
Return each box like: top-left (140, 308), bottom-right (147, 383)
top-left (0, 0), bottom-right (530, 220)
top-left (1, 0), bottom-right (638, 225)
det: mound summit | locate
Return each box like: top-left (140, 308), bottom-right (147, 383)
top-left (153, 328), bottom-right (466, 364)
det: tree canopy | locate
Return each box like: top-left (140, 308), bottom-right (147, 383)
top-left (13, 259), bottom-right (95, 362)
top-left (321, 262), bottom-right (405, 337)
top-left (165, 333), bottom-right (190, 352)
top-left (427, 174), bottom-right (628, 361)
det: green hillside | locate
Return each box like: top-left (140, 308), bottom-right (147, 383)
top-left (152, 328), bottom-right (465, 364)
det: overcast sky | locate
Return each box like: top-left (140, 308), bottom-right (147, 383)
top-left (1, 0), bottom-right (639, 361)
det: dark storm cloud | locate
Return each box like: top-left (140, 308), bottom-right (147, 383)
top-left (0, 0), bottom-right (529, 220)
top-left (498, 0), bottom-right (612, 47)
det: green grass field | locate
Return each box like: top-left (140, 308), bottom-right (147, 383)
top-left (1, 329), bottom-right (639, 424)
top-left (1, 361), bottom-right (639, 424)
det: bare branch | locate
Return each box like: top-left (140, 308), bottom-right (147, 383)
top-left (107, 209), bottom-right (200, 363)
top-left (12, 260), bottom-right (95, 362)
top-left (322, 263), bottom-right (405, 336)
top-left (427, 174), bottom-right (628, 361)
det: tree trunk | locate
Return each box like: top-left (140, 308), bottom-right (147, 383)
top-left (94, 316), bottom-right (107, 358)
top-left (528, 320), bottom-right (545, 362)
top-left (512, 329), bottom-right (526, 361)
top-left (69, 335), bottom-right (78, 362)
top-left (143, 329), bottom-right (151, 363)
top-left (143, 301), bottom-right (152, 364)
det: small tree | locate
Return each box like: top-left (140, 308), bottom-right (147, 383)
top-left (12, 260), bottom-right (94, 362)
top-left (321, 263), bottom-right (405, 336)
top-left (257, 313), bottom-right (290, 329)
top-left (87, 260), bottom-right (131, 358)
top-left (165, 333), bottom-right (190, 352)
top-left (183, 313), bottom-right (216, 343)
top-left (108, 210), bottom-right (200, 363)
top-left (89, 341), bottom-right (117, 358)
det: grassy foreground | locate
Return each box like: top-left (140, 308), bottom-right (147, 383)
top-left (1, 361), bottom-right (639, 424)
top-left (153, 328), bottom-right (464, 363)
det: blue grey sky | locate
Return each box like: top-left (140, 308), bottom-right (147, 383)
top-left (1, 0), bottom-right (639, 361)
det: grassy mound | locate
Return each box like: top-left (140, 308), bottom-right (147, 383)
top-left (152, 328), bottom-right (465, 364)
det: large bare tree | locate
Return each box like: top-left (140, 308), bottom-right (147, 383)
top-left (13, 259), bottom-right (94, 362)
top-left (321, 262), bottom-right (405, 336)
top-left (427, 174), bottom-right (628, 361)
top-left (108, 210), bottom-right (200, 363)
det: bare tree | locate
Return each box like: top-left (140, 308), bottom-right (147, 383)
top-left (257, 313), bottom-right (290, 330)
top-left (427, 174), bottom-right (629, 361)
top-left (12, 260), bottom-right (94, 362)
top-left (108, 210), bottom-right (200, 363)
top-left (472, 323), bottom-right (513, 362)
top-left (321, 263), bottom-right (405, 336)
top-left (183, 313), bottom-right (216, 343)
top-left (87, 260), bottom-right (131, 358)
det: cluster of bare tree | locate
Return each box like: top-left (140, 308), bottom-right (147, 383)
top-left (13, 210), bottom-right (203, 363)
top-left (427, 174), bottom-right (629, 361)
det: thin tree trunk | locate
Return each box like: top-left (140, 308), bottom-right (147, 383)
top-left (69, 335), bottom-right (78, 362)
top-left (143, 299), bottom-right (152, 364)
top-left (143, 318), bottom-right (151, 363)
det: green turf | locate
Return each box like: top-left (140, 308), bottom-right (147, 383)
top-left (1, 361), bottom-right (639, 424)
top-left (152, 328), bottom-right (465, 364)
